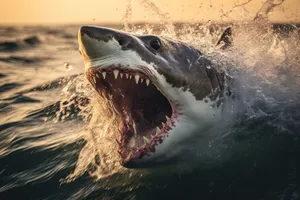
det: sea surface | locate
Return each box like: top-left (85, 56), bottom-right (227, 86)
top-left (0, 22), bottom-right (300, 200)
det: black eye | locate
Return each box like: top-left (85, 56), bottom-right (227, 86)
top-left (149, 38), bottom-right (161, 50)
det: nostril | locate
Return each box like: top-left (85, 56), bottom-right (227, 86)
top-left (118, 38), bottom-right (125, 46)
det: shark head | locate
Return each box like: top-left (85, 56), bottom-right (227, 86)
top-left (78, 25), bottom-right (227, 168)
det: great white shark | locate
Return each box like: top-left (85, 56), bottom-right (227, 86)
top-left (78, 25), bottom-right (232, 168)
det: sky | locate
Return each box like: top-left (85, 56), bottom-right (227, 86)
top-left (0, 0), bottom-right (299, 24)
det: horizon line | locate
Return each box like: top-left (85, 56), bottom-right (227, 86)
top-left (0, 19), bottom-right (299, 26)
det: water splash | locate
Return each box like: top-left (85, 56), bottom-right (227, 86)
top-left (254, 0), bottom-right (286, 21)
top-left (122, 0), bottom-right (175, 36)
top-left (58, 75), bottom-right (136, 181)
top-left (122, 0), bottom-right (133, 31)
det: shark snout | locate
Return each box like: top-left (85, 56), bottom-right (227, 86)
top-left (78, 26), bottom-right (134, 61)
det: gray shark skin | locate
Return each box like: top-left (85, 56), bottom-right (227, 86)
top-left (78, 26), bottom-right (231, 168)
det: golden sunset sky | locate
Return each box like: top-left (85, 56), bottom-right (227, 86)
top-left (0, 0), bottom-right (299, 24)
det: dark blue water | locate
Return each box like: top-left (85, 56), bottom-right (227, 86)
top-left (0, 23), bottom-right (300, 200)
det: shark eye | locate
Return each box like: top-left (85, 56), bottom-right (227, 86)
top-left (149, 38), bottom-right (161, 51)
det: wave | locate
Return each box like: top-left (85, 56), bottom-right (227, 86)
top-left (0, 73), bottom-right (6, 79)
top-left (0, 82), bottom-right (22, 94)
top-left (18, 74), bottom-right (81, 94)
top-left (0, 56), bottom-right (47, 64)
top-left (26, 95), bottom-right (89, 121)
top-left (23, 36), bottom-right (40, 45)
top-left (0, 36), bottom-right (40, 52)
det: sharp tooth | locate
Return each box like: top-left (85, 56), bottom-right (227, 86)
top-left (146, 79), bottom-right (150, 86)
top-left (129, 75), bottom-right (132, 79)
top-left (113, 70), bottom-right (119, 79)
top-left (93, 76), bottom-right (97, 84)
top-left (166, 116), bottom-right (170, 121)
top-left (117, 149), bottom-right (122, 155)
top-left (95, 74), bottom-right (99, 78)
top-left (135, 75), bottom-right (140, 84)
top-left (126, 74), bottom-right (129, 79)
top-left (120, 73), bottom-right (123, 78)
top-left (102, 72), bottom-right (106, 79)
top-left (90, 81), bottom-right (94, 87)
top-left (141, 78), bottom-right (144, 83)
top-left (156, 127), bottom-right (161, 135)
top-left (116, 139), bottom-right (121, 145)
top-left (143, 136), bottom-right (150, 144)
top-left (126, 152), bottom-right (133, 159)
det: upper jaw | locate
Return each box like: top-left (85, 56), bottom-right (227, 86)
top-left (79, 33), bottom-right (159, 84)
top-left (86, 65), bottom-right (154, 87)
top-left (78, 25), bottom-right (172, 96)
top-left (78, 25), bottom-right (158, 72)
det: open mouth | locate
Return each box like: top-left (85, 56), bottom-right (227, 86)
top-left (86, 66), bottom-right (179, 166)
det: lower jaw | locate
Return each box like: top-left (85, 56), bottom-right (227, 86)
top-left (118, 100), bottom-right (182, 167)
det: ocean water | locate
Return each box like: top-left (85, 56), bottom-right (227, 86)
top-left (0, 21), bottom-right (300, 200)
